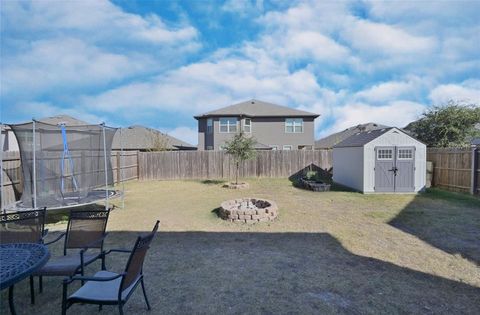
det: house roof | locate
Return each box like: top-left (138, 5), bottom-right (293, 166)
top-left (194, 99), bottom-right (319, 119)
top-left (471, 138), bottom-right (480, 146)
top-left (36, 115), bottom-right (90, 126)
top-left (112, 125), bottom-right (195, 150)
top-left (315, 122), bottom-right (387, 149)
top-left (334, 128), bottom-right (394, 148)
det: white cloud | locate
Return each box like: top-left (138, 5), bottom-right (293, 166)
top-left (16, 102), bottom-right (105, 125)
top-left (222, 0), bottom-right (264, 16)
top-left (429, 80), bottom-right (480, 105)
top-left (165, 126), bottom-right (198, 145)
top-left (354, 77), bottom-right (425, 104)
top-left (322, 101), bottom-right (425, 137)
top-left (341, 19), bottom-right (437, 56)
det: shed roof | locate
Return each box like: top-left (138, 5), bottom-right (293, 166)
top-left (194, 99), bottom-right (319, 119)
top-left (334, 128), bottom-right (394, 148)
top-left (112, 125), bottom-right (195, 150)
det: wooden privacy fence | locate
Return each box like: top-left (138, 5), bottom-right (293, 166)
top-left (138, 150), bottom-right (332, 181)
top-left (0, 150), bottom-right (139, 207)
top-left (427, 147), bottom-right (479, 194)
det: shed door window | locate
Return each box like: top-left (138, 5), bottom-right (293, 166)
top-left (377, 149), bottom-right (393, 160)
top-left (397, 148), bottom-right (413, 159)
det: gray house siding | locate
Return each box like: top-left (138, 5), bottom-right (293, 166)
top-left (198, 116), bottom-right (315, 150)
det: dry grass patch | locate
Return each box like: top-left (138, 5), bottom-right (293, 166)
top-left (1, 179), bottom-right (479, 314)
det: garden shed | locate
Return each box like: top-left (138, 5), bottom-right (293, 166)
top-left (332, 127), bottom-right (426, 193)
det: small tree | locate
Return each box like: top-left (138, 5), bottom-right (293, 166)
top-left (405, 101), bottom-right (480, 147)
top-left (224, 132), bottom-right (257, 184)
top-left (147, 131), bottom-right (171, 151)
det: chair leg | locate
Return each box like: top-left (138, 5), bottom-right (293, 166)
top-left (61, 283), bottom-right (67, 315)
top-left (140, 278), bottom-right (151, 310)
top-left (30, 276), bottom-right (35, 304)
top-left (118, 304), bottom-right (124, 315)
top-left (99, 304), bottom-right (103, 311)
top-left (39, 276), bottom-right (43, 293)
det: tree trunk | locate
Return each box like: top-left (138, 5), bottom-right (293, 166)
top-left (235, 161), bottom-right (239, 185)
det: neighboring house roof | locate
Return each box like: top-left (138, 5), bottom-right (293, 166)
top-left (112, 125), bottom-right (195, 151)
top-left (315, 122), bottom-right (387, 149)
top-left (471, 138), bottom-right (480, 146)
top-left (194, 99), bottom-right (319, 119)
top-left (36, 115), bottom-right (90, 126)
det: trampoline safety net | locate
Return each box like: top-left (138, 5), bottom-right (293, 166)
top-left (8, 121), bottom-right (117, 209)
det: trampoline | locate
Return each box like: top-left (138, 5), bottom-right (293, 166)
top-left (1, 120), bottom-right (124, 212)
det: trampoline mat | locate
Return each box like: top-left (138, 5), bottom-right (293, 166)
top-left (7, 190), bottom-right (122, 211)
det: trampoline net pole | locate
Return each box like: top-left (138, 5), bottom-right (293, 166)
top-left (0, 124), bottom-right (4, 213)
top-left (102, 124), bottom-right (109, 211)
top-left (33, 120), bottom-right (37, 209)
top-left (120, 127), bottom-right (125, 209)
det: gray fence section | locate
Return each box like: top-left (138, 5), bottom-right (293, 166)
top-left (138, 150), bottom-right (332, 181)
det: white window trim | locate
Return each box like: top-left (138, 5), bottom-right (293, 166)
top-left (283, 145), bottom-right (293, 150)
top-left (377, 149), bottom-right (393, 160)
top-left (285, 118), bottom-right (304, 133)
top-left (243, 118), bottom-right (252, 133)
top-left (397, 148), bottom-right (414, 160)
top-left (219, 117), bottom-right (238, 133)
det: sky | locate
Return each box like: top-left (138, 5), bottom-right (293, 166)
top-left (1, 0), bottom-right (479, 145)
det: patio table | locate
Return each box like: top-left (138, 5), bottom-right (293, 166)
top-left (0, 243), bottom-right (50, 315)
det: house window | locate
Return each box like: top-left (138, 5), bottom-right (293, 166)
top-left (243, 118), bottom-right (251, 133)
top-left (207, 118), bottom-right (213, 134)
top-left (377, 149), bottom-right (393, 160)
top-left (219, 117), bottom-right (237, 133)
top-left (206, 146), bottom-right (213, 150)
top-left (398, 148), bottom-right (413, 159)
top-left (283, 145), bottom-right (292, 150)
top-left (270, 145), bottom-right (278, 150)
top-left (285, 118), bottom-right (303, 133)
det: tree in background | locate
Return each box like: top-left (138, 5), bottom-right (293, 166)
top-left (147, 131), bottom-right (171, 151)
top-left (406, 101), bottom-right (480, 147)
top-left (224, 133), bottom-right (257, 184)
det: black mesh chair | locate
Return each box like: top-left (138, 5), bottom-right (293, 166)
top-left (61, 220), bottom-right (160, 315)
top-left (34, 209), bottom-right (110, 296)
top-left (0, 208), bottom-right (48, 304)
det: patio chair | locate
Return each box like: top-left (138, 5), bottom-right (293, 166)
top-left (33, 209), bottom-right (110, 297)
top-left (0, 208), bottom-right (48, 304)
top-left (61, 220), bottom-right (160, 315)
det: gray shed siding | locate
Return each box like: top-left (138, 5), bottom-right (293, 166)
top-left (198, 117), bottom-right (315, 150)
top-left (332, 146), bottom-right (364, 191)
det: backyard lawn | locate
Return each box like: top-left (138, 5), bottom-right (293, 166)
top-left (1, 178), bottom-right (479, 314)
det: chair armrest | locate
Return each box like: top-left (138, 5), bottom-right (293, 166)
top-left (44, 232), bottom-right (66, 245)
top-left (63, 272), bottom-right (126, 285)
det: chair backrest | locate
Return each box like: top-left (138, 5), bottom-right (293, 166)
top-left (0, 208), bottom-right (47, 244)
top-left (120, 220), bottom-right (159, 292)
top-left (64, 209), bottom-right (110, 253)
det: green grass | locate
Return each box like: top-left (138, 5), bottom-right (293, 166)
top-left (2, 178), bottom-right (479, 314)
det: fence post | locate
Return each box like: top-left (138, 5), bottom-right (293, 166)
top-left (472, 146), bottom-right (478, 195)
top-left (137, 151), bottom-right (141, 181)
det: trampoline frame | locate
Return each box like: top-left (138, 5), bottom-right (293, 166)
top-left (1, 120), bottom-right (126, 212)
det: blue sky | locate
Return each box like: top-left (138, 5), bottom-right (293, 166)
top-left (1, 0), bottom-right (479, 145)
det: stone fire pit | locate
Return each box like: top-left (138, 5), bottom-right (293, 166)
top-left (219, 198), bottom-right (278, 223)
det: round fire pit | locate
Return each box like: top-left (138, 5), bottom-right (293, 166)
top-left (219, 198), bottom-right (278, 223)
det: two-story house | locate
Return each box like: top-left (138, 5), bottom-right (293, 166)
top-left (195, 99), bottom-right (319, 151)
